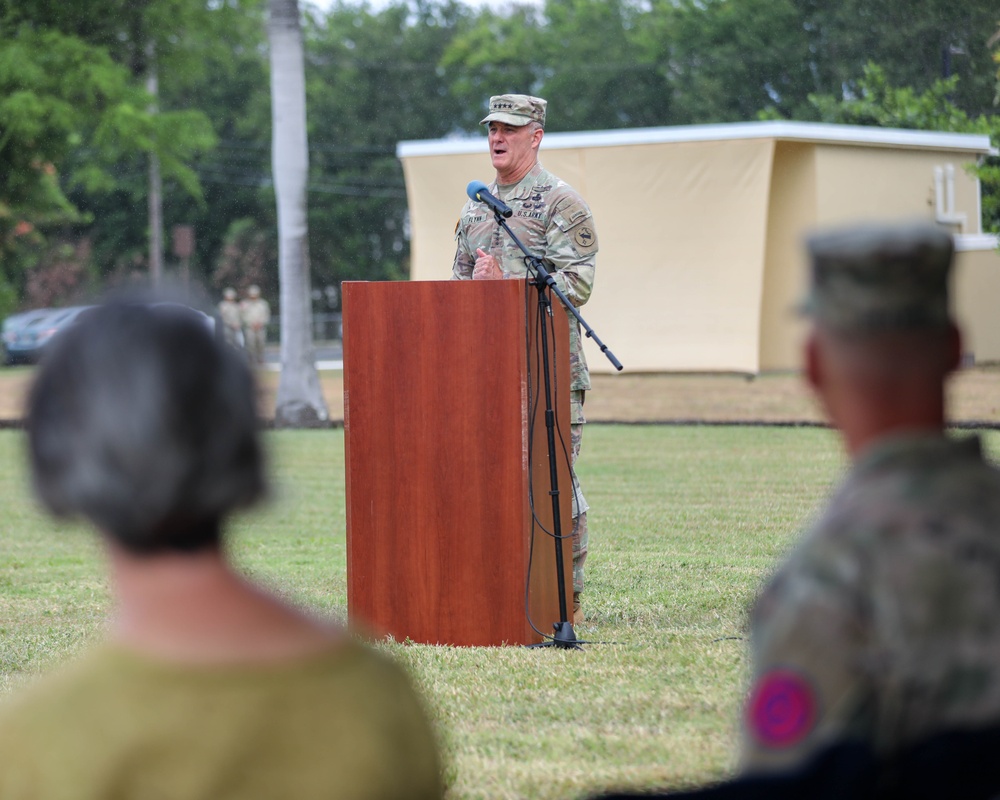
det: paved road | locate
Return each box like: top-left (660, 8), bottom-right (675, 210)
top-left (262, 341), bottom-right (343, 369)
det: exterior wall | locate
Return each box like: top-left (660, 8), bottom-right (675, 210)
top-left (399, 123), bottom-right (993, 374)
top-left (404, 135), bottom-right (776, 374)
top-left (759, 142), bottom-right (816, 370)
top-left (577, 137), bottom-right (773, 373)
top-left (402, 151), bottom-right (486, 282)
top-left (814, 145), bottom-right (982, 233)
top-left (954, 245), bottom-right (1000, 364)
top-left (759, 143), bottom-right (990, 371)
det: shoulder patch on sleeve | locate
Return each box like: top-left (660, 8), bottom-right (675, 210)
top-left (552, 198), bottom-right (591, 230)
top-left (573, 225), bottom-right (597, 251)
top-left (552, 197), bottom-right (597, 253)
top-left (746, 669), bottom-right (817, 749)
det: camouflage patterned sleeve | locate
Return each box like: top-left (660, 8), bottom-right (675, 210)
top-left (452, 210), bottom-right (475, 281)
top-left (545, 195), bottom-right (597, 307)
top-left (740, 526), bottom-right (872, 775)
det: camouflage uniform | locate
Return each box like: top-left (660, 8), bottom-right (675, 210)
top-left (241, 287), bottom-right (270, 366)
top-left (741, 222), bottom-right (1000, 772)
top-left (218, 289), bottom-right (243, 348)
top-left (453, 100), bottom-right (597, 597)
top-left (743, 433), bottom-right (1000, 772)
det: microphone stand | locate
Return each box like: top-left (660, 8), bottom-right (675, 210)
top-left (488, 210), bottom-right (622, 650)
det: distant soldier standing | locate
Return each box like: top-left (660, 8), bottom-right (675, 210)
top-left (452, 94), bottom-right (598, 626)
top-left (241, 285), bottom-right (270, 366)
top-left (218, 287), bottom-right (243, 349)
top-left (742, 221), bottom-right (1000, 774)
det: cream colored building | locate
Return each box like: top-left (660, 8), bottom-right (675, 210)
top-left (397, 121), bottom-right (999, 373)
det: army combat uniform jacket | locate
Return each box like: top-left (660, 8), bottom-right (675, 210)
top-left (742, 434), bottom-right (1000, 774)
top-left (452, 162), bottom-right (597, 398)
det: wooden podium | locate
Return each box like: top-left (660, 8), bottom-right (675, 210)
top-left (342, 279), bottom-right (574, 646)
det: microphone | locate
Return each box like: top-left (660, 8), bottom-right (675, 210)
top-left (466, 180), bottom-right (512, 218)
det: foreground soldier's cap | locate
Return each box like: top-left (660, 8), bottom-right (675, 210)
top-left (480, 94), bottom-right (547, 128)
top-left (802, 220), bottom-right (955, 332)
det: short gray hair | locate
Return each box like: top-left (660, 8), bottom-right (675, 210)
top-left (28, 301), bottom-right (266, 553)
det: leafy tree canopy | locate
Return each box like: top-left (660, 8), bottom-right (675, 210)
top-left (3, 0), bottom-right (1000, 320)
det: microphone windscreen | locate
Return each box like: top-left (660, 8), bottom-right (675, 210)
top-left (466, 180), bottom-right (488, 202)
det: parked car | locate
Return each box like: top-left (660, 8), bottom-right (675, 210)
top-left (4, 306), bottom-right (92, 365)
top-left (2, 309), bottom-right (52, 366)
top-left (148, 302), bottom-right (217, 336)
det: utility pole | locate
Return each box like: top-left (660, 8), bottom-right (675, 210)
top-left (172, 225), bottom-right (194, 288)
top-left (146, 40), bottom-right (163, 287)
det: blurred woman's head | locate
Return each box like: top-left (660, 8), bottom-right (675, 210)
top-left (28, 301), bottom-right (265, 554)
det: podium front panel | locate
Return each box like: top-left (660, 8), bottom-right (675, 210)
top-left (343, 279), bottom-right (572, 646)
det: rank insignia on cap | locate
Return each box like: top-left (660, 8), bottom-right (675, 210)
top-left (747, 669), bottom-right (817, 748)
top-left (480, 94), bottom-right (547, 128)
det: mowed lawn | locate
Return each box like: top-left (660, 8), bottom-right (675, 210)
top-left (3, 423), bottom-right (1000, 798)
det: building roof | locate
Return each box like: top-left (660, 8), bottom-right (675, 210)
top-left (397, 120), bottom-right (994, 159)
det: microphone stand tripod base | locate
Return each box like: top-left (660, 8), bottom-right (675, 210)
top-left (526, 620), bottom-right (583, 651)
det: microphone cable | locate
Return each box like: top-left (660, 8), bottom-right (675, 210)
top-left (520, 266), bottom-right (585, 644)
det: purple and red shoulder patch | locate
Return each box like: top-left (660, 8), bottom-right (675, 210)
top-left (746, 669), bottom-right (817, 748)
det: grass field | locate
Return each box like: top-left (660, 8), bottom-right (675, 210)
top-left (3, 365), bottom-right (1000, 797)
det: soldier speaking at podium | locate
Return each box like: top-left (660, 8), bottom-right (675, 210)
top-left (452, 94), bottom-right (598, 626)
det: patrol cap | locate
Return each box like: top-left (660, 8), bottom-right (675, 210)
top-left (802, 220), bottom-right (954, 333)
top-left (223, 287), bottom-right (237, 300)
top-left (480, 94), bottom-right (547, 128)
top-left (247, 284), bottom-right (261, 298)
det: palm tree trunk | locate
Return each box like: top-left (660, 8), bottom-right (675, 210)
top-left (268, 0), bottom-right (328, 427)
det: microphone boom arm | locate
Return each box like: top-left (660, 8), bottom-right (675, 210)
top-left (493, 210), bottom-right (623, 372)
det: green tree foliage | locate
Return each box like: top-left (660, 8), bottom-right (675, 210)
top-left (4, 0), bottom-right (1000, 320)
top-left (534, 0), bottom-right (671, 130)
top-left (0, 25), bottom-right (137, 312)
top-left (807, 64), bottom-right (987, 132)
top-left (303, 0), bottom-right (473, 292)
top-left (0, 0), bottom-right (219, 311)
top-left (442, 0), bottom-right (670, 131)
top-left (994, 28), bottom-right (1000, 103)
top-left (440, 3), bottom-right (545, 127)
top-left (792, 0), bottom-right (999, 117)
top-left (0, 28), bottom-right (127, 221)
top-left (642, 0), bottom-right (811, 123)
top-left (59, 0), bottom-right (245, 284)
top-left (3, 0), bottom-right (230, 90)
top-left (139, 1), bottom-right (273, 289)
top-left (0, 0), bottom-right (223, 201)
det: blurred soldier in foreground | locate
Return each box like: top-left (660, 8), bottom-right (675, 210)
top-left (741, 221), bottom-right (1000, 774)
top-left (452, 94), bottom-right (598, 625)
top-left (0, 302), bottom-right (442, 799)
top-left (241, 284), bottom-right (270, 365)
top-left (590, 221), bottom-right (1000, 800)
top-left (218, 286), bottom-right (243, 348)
